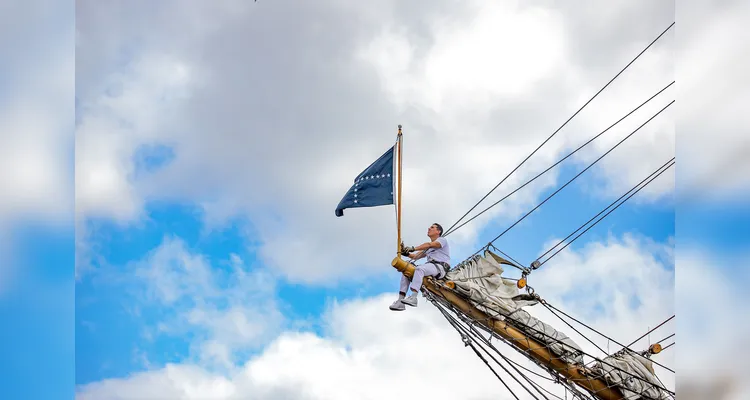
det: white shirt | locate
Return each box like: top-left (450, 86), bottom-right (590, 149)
top-left (424, 236), bottom-right (450, 265)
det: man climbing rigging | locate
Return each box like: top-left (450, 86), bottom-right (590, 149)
top-left (390, 223), bottom-right (451, 311)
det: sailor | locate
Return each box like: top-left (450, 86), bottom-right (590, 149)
top-left (390, 223), bottom-right (451, 311)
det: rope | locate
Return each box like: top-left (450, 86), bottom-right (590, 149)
top-left (443, 22), bottom-right (675, 237)
top-left (541, 302), bottom-right (609, 355)
top-left (431, 295), bottom-right (529, 400)
top-left (447, 285), bottom-right (675, 394)
top-left (469, 100), bottom-right (674, 259)
top-left (431, 294), bottom-right (560, 400)
top-left (654, 333), bottom-right (674, 345)
top-left (426, 285), bottom-right (675, 397)
top-left (467, 326), bottom-right (560, 400)
top-left (543, 302), bottom-right (675, 374)
top-left (535, 158), bottom-right (675, 267)
top-left (623, 315), bottom-right (675, 350)
top-left (463, 322), bottom-right (569, 400)
top-left (444, 80), bottom-right (674, 238)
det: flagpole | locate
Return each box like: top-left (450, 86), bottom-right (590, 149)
top-left (396, 125), bottom-right (403, 256)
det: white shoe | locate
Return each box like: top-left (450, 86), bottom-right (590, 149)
top-left (401, 293), bottom-right (418, 307)
top-left (389, 299), bottom-right (405, 311)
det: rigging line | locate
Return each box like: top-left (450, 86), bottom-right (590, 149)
top-left (543, 302), bottom-right (675, 374)
top-left (538, 159), bottom-right (675, 267)
top-left (467, 326), bottom-right (561, 400)
top-left (430, 283), bottom-right (672, 396)
top-left (547, 299), bottom-right (672, 400)
top-left (432, 298), bottom-right (529, 400)
top-left (461, 320), bottom-right (571, 400)
top-left (430, 292), bottom-right (577, 400)
top-left (454, 311), bottom-right (561, 398)
top-left (624, 315), bottom-right (675, 350)
top-left (536, 157), bottom-right (675, 264)
top-left (466, 337), bottom-right (524, 400)
top-left (541, 302), bottom-right (609, 356)
top-left (443, 21), bottom-right (675, 237)
top-left (654, 333), bottom-right (675, 345)
top-left (444, 80), bottom-right (675, 238)
top-left (429, 294), bottom-right (546, 400)
top-left (470, 100), bottom-right (675, 258)
top-left (437, 300), bottom-right (555, 400)
top-left (430, 287), bottom-right (675, 396)
top-left (661, 342), bottom-right (674, 351)
top-left (493, 247), bottom-right (526, 271)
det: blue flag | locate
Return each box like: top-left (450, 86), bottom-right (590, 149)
top-left (335, 144), bottom-right (396, 217)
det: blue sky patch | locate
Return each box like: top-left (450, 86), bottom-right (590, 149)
top-left (0, 224), bottom-right (74, 400)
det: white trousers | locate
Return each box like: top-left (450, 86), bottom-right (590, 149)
top-left (400, 262), bottom-right (443, 293)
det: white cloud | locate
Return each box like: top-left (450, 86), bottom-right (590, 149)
top-left (0, 0), bottom-right (74, 294)
top-left (74, 0), bottom-right (676, 285)
top-left (675, 248), bottom-right (750, 400)
top-left (359, 2), bottom-right (567, 118)
top-left (0, 1), bottom-right (73, 224)
top-left (677, 0), bottom-right (750, 203)
top-left (109, 236), bottom-right (285, 370)
top-left (75, 54), bottom-right (196, 224)
top-left (76, 234), bottom-right (677, 399)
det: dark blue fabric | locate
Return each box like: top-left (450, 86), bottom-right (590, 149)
top-left (335, 145), bottom-right (395, 217)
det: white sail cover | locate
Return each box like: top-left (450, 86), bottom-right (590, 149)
top-left (443, 250), bottom-right (585, 365)
top-left (591, 352), bottom-right (670, 400)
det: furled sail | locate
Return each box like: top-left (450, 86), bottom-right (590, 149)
top-left (444, 250), bottom-right (585, 365)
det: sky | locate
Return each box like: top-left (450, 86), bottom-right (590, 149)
top-left (0, 0), bottom-right (748, 399)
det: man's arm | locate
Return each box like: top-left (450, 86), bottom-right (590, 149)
top-left (415, 240), bottom-right (442, 250)
top-left (407, 240), bottom-right (443, 259)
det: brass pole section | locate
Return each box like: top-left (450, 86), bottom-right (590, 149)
top-left (390, 257), bottom-right (626, 400)
top-left (396, 125), bottom-right (403, 256)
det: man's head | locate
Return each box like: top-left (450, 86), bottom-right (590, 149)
top-left (428, 223), bottom-right (443, 239)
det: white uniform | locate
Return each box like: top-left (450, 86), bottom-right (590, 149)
top-left (400, 236), bottom-right (451, 293)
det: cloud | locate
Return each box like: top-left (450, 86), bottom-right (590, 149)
top-left (76, 233), bottom-right (676, 399)
top-left (675, 248), bottom-right (750, 400)
top-left (677, 0), bottom-right (750, 203)
top-left (95, 236), bottom-right (285, 370)
top-left (74, 0), bottom-right (676, 284)
top-left (0, 0), bottom-right (73, 223)
top-left (0, 0), bottom-right (74, 295)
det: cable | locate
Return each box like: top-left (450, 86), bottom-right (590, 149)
top-left (433, 297), bottom-right (530, 400)
top-left (654, 333), bottom-right (674, 345)
top-left (469, 100), bottom-right (674, 258)
top-left (444, 81), bottom-right (674, 237)
top-left (535, 157), bottom-right (674, 264)
top-left (430, 288), bottom-right (675, 396)
top-left (537, 159), bottom-right (674, 267)
top-left (443, 22), bottom-right (675, 236)
top-left (624, 315), bottom-right (675, 350)
top-left (432, 295), bottom-right (556, 400)
top-left (542, 302), bottom-right (675, 374)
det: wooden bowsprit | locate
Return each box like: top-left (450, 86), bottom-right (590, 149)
top-left (391, 256), bottom-right (629, 400)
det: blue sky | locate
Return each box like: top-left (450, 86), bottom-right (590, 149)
top-left (0, 224), bottom-right (74, 399)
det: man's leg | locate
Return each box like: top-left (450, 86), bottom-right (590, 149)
top-left (402, 263), bottom-right (439, 307)
top-left (399, 274), bottom-right (410, 297)
top-left (389, 274), bottom-right (411, 311)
